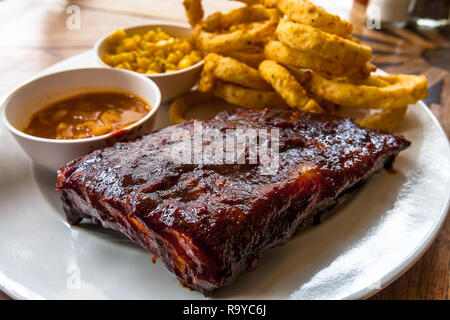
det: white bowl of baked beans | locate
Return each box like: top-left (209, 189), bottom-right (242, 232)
top-left (2, 68), bottom-right (161, 172)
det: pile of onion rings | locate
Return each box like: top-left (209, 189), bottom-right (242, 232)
top-left (173, 0), bottom-right (428, 131)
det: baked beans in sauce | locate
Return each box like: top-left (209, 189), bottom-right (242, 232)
top-left (23, 91), bottom-right (151, 140)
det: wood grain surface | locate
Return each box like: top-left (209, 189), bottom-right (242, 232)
top-left (0, 0), bottom-right (448, 300)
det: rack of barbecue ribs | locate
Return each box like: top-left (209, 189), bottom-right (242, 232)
top-left (56, 109), bottom-right (410, 295)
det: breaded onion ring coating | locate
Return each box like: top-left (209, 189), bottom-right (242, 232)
top-left (264, 41), bottom-right (375, 80)
top-left (224, 46), bottom-right (266, 68)
top-left (277, 0), bottom-right (353, 37)
top-left (169, 91), bottom-right (214, 125)
top-left (259, 60), bottom-right (323, 113)
top-left (235, 0), bottom-right (261, 5)
top-left (212, 81), bottom-right (288, 109)
top-left (260, 0), bottom-right (279, 7)
top-left (276, 20), bottom-right (372, 68)
top-left (196, 5), bottom-right (280, 53)
top-left (199, 53), bottom-right (271, 92)
top-left (357, 107), bottom-right (408, 132)
top-left (183, 0), bottom-right (204, 27)
top-left (306, 73), bottom-right (428, 110)
top-left (282, 66), bottom-right (312, 84)
top-left (183, 0), bottom-right (263, 27)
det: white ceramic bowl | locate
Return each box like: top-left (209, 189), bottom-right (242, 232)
top-left (2, 68), bottom-right (161, 172)
top-left (95, 23), bottom-right (204, 103)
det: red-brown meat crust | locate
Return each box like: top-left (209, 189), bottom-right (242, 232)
top-left (56, 109), bottom-right (410, 295)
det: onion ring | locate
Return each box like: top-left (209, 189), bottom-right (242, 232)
top-left (260, 0), bottom-right (279, 7)
top-left (277, 0), bottom-right (353, 37)
top-left (276, 20), bottom-right (372, 68)
top-left (183, 0), bottom-right (265, 27)
top-left (195, 5), bottom-right (280, 53)
top-left (306, 72), bottom-right (428, 109)
top-left (198, 53), bottom-right (271, 92)
top-left (282, 65), bottom-right (312, 84)
top-left (264, 41), bottom-right (376, 80)
top-left (169, 91), bottom-right (214, 125)
top-left (235, 0), bottom-right (261, 5)
top-left (183, 0), bottom-right (204, 27)
top-left (224, 46), bottom-right (266, 68)
top-left (357, 107), bottom-right (408, 131)
top-left (212, 81), bottom-right (288, 109)
top-left (259, 60), bottom-right (323, 113)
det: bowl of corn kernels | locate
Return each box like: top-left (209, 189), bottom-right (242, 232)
top-left (95, 22), bottom-right (204, 103)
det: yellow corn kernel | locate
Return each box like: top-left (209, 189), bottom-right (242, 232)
top-left (178, 41), bottom-right (192, 54)
top-left (165, 62), bottom-right (177, 71)
top-left (132, 34), bottom-right (141, 44)
top-left (115, 45), bottom-right (126, 54)
top-left (167, 52), bottom-right (180, 64)
top-left (177, 56), bottom-right (193, 70)
top-left (155, 39), bottom-right (169, 49)
top-left (109, 55), bottom-right (123, 66)
top-left (137, 57), bottom-right (151, 69)
top-left (108, 29), bottom-right (127, 44)
top-left (123, 38), bottom-right (137, 51)
top-left (143, 42), bottom-right (157, 54)
top-left (154, 49), bottom-right (166, 59)
top-left (155, 29), bottom-right (170, 41)
top-left (137, 50), bottom-right (151, 58)
top-left (154, 57), bottom-right (166, 69)
top-left (143, 30), bottom-right (156, 41)
top-left (174, 50), bottom-right (184, 58)
top-left (190, 50), bottom-right (202, 62)
top-left (102, 54), bottom-right (113, 64)
top-left (148, 62), bottom-right (162, 73)
top-left (119, 52), bottom-right (135, 63)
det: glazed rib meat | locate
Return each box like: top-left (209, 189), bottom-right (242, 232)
top-left (56, 109), bottom-right (410, 295)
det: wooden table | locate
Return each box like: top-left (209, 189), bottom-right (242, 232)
top-left (0, 0), bottom-right (448, 300)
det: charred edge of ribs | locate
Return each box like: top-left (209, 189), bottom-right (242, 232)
top-left (56, 108), bottom-right (411, 295)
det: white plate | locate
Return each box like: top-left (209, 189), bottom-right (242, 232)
top-left (0, 50), bottom-right (449, 300)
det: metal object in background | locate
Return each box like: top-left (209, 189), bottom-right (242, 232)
top-left (366, 0), bottom-right (412, 28)
top-left (408, 0), bottom-right (450, 28)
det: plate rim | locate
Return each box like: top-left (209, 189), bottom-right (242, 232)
top-left (353, 101), bottom-right (450, 300)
